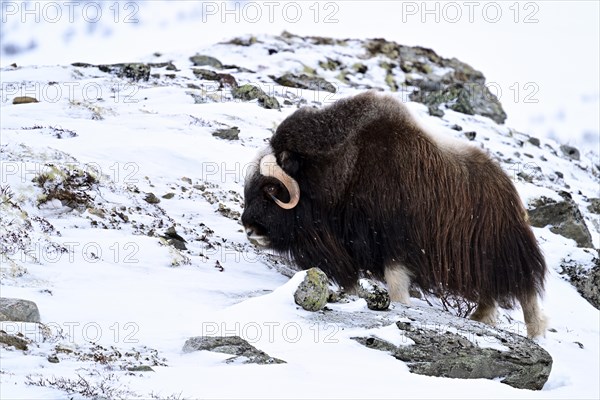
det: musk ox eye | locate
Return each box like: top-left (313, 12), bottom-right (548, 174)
top-left (264, 184), bottom-right (278, 197)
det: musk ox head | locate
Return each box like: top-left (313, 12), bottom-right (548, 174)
top-left (241, 92), bottom-right (405, 250)
top-left (242, 147), bottom-right (301, 248)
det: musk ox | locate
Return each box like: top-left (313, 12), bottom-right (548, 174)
top-left (241, 91), bottom-right (547, 338)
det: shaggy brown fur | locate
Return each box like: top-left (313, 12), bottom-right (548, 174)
top-left (242, 91), bottom-right (547, 337)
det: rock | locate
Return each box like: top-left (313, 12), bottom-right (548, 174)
top-left (560, 257), bottom-right (600, 309)
top-left (47, 355), bottom-right (60, 363)
top-left (272, 73), bottom-right (337, 94)
top-left (190, 54), bottom-right (223, 69)
top-left (450, 124), bottom-right (463, 131)
top-left (232, 84), bottom-right (280, 109)
top-left (162, 193), bottom-right (175, 199)
top-left (161, 226), bottom-right (187, 251)
top-left (0, 298), bottom-right (41, 322)
top-left (560, 144), bottom-right (580, 161)
top-left (528, 137), bottom-right (541, 147)
top-left (528, 193), bottom-right (593, 248)
top-left (294, 268), bottom-right (329, 311)
top-left (464, 131), bottom-right (477, 141)
top-left (127, 365), bottom-right (154, 372)
top-left (13, 96), bottom-right (39, 104)
top-left (212, 127), bottom-right (240, 141)
top-left (411, 82), bottom-right (506, 124)
top-left (193, 69), bottom-right (238, 88)
top-left (0, 331), bottom-right (30, 350)
top-left (304, 299), bottom-right (551, 390)
top-left (354, 319), bottom-right (552, 390)
top-left (97, 63), bottom-right (151, 81)
top-left (182, 336), bottom-right (285, 364)
top-left (587, 198), bottom-right (600, 214)
top-left (361, 36), bottom-right (507, 123)
top-left (357, 279), bottom-right (390, 310)
top-left (217, 203), bottom-right (241, 220)
top-left (144, 193), bottom-right (160, 204)
top-left (193, 68), bottom-right (220, 81)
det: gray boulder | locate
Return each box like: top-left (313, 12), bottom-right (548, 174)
top-left (528, 192), bottom-right (594, 248)
top-left (189, 54), bottom-right (223, 69)
top-left (0, 297), bottom-right (41, 322)
top-left (182, 336), bottom-right (285, 364)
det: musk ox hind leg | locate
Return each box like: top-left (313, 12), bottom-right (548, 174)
top-left (520, 293), bottom-right (548, 339)
top-left (384, 264), bottom-right (412, 305)
top-left (470, 301), bottom-right (498, 326)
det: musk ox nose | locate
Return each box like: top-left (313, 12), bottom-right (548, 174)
top-left (244, 226), bottom-right (270, 247)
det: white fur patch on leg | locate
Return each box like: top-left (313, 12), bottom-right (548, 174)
top-left (470, 302), bottom-right (498, 326)
top-left (384, 264), bottom-right (412, 305)
top-left (520, 294), bottom-right (548, 339)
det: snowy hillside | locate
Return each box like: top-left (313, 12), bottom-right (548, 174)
top-left (1, 32), bottom-right (599, 399)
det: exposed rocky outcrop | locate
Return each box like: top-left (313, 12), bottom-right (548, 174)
top-left (528, 192), bottom-right (594, 248)
top-left (272, 73), bottom-right (337, 93)
top-left (182, 336), bottom-right (285, 364)
top-left (560, 256), bottom-right (600, 309)
top-left (308, 304), bottom-right (551, 390)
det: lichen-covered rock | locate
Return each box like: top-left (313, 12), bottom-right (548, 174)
top-left (354, 319), bottom-right (552, 390)
top-left (182, 336), bottom-right (285, 364)
top-left (528, 192), bottom-right (593, 248)
top-left (363, 37), bottom-right (506, 124)
top-left (97, 63), bottom-right (151, 81)
top-left (232, 84), bottom-right (280, 109)
top-left (272, 73), bottom-right (337, 93)
top-left (294, 268), bottom-right (329, 311)
top-left (357, 279), bottom-right (390, 310)
top-left (0, 297), bottom-right (41, 322)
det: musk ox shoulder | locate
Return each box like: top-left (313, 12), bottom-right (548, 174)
top-left (242, 91), bottom-right (547, 338)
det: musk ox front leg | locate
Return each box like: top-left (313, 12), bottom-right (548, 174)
top-left (384, 264), bottom-right (412, 305)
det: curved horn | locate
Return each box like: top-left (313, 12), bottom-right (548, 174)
top-left (260, 154), bottom-right (300, 210)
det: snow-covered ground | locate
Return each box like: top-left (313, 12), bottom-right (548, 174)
top-left (1, 3), bottom-right (599, 399)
